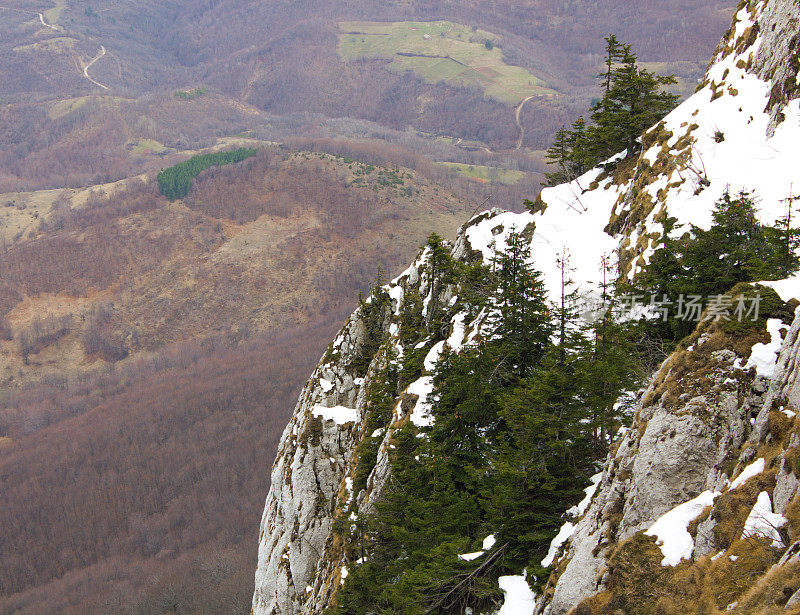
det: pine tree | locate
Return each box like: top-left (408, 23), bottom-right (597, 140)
top-left (592, 44), bottom-right (678, 156)
top-left (544, 126), bottom-right (574, 186)
top-left (681, 190), bottom-right (794, 296)
top-left (554, 247), bottom-right (584, 365)
top-left (600, 34), bottom-right (624, 96)
top-left (543, 36), bottom-right (679, 184)
top-left (638, 190), bottom-right (800, 345)
top-left (490, 232), bottom-right (552, 380)
top-left (544, 117), bottom-right (591, 186)
top-left (427, 345), bottom-right (503, 479)
top-left (425, 233), bottom-right (457, 336)
top-left (488, 366), bottom-right (594, 571)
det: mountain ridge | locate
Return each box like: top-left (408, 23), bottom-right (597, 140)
top-left (251, 0), bottom-right (800, 612)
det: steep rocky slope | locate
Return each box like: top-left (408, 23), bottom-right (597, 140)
top-left (253, 0), bottom-right (800, 613)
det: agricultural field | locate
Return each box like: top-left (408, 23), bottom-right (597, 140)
top-left (338, 20), bottom-right (558, 105)
top-left (438, 162), bottom-right (526, 185)
top-left (127, 138), bottom-right (170, 156)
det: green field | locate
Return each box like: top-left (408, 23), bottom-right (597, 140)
top-left (338, 21), bottom-right (556, 105)
top-left (439, 162), bottom-right (525, 184)
top-left (128, 139), bottom-right (168, 156)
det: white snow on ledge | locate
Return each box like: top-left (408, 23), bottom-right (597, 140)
top-left (645, 490), bottom-right (720, 566)
top-left (744, 319), bottom-right (785, 378)
top-left (541, 522), bottom-right (575, 568)
top-left (497, 575), bottom-right (536, 615)
top-left (729, 458), bottom-right (765, 490)
top-left (742, 491), bottom-right (787, 547)
top-left (457, 534), bottom-right (497, 562)
top-left (464, 210), bottom-right (536, 263)
top-left (406, 376), bottom-right (435, 427)
top-left (567, 472), bottom-right (603, 518)
top-left (763, 276), bottom-right (800, 303)
top-left (312, 405), bottom-right (358, 425)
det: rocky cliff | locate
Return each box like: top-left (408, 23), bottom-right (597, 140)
top-left (252, 210), bottom-right (540, 615)
top-left (253, 0), bottom-right (800, 613)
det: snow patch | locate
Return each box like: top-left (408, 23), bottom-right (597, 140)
top-left (763, 277), bottom-right (800, 302)
top-left (319, 378), bottom-right (334, 393)
top-left (743, 319), bottom-right (785, 377)
top-left (645, 490), bottom-right (720, 566)
top-left (312, 405), bottom-right (358, 425)
top-left (447, 312), bottom-right (468, 351)
top-left (497, 575), bottom-right (536, 615)
top-left (567, 472), bottom-right (603, 518)
top-left (406, 376), bottom-right (435, 427)
top-left (742, 491), bottom-right (787, 547)
top-left (458, 534), bottom-right (496, 562)
top-left (541, 522), bottom-right (575, 568)
top-left (424, 341), bottom-right (445, 371)
top-left (464, 210), bottom-right (536, 264)
top-left (730, 458), bottom-right (765, 490)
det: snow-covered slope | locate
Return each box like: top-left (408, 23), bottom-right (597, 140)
top-left (531, 0), bottom-right (799, 300)
top-left (253, 1), bottom-right (800, 613)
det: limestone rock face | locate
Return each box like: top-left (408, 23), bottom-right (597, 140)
top-left (252, 316), bottom-right (366, 615)
top-left (750, 0), bottom-right (800, 132)
top-left (253, 209), bottom-right (537, 615)
top-left (542, 338), bottom-right (759, 614)
top-left (752, 309), bottom-right (800, 442)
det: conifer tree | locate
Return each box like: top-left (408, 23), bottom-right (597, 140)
top-left (591, 43), bottom-right (678, 157)
top-left (543, 36), bottom-right (678, 185)
top-left (600, 35), bottom-right (623, 93)
top-left (645, 190), bottom-right (798, 302)
top-left (490, 232), bottom-right (552, 380)
top-left (488, 366), bottom-right (593, 570)
top-left (554, 247), bottom-right (584, 365)
top-left (544, 126), bottom-right (574, 186)
top-left (425, 233), bottom-right (457, 335)
top-left (544, 117), bottom-right (590, 185)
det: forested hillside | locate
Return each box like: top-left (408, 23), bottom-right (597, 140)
top-left (0, 0), bottom-right (732, 196)
top-left (0, 147), bottom-right (470, 614)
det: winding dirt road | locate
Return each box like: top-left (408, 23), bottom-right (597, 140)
top-left (83, 45), bottom-right (110, 90)
top-left (0, 7), bottom-right (113, 90)
top-left (514, 96), bottom-right (534, 151)
top-left (38, 12), bottom-right (58, 30)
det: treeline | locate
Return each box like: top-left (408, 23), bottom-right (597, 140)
top-left (157, 148), bottom-right (259, 200)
